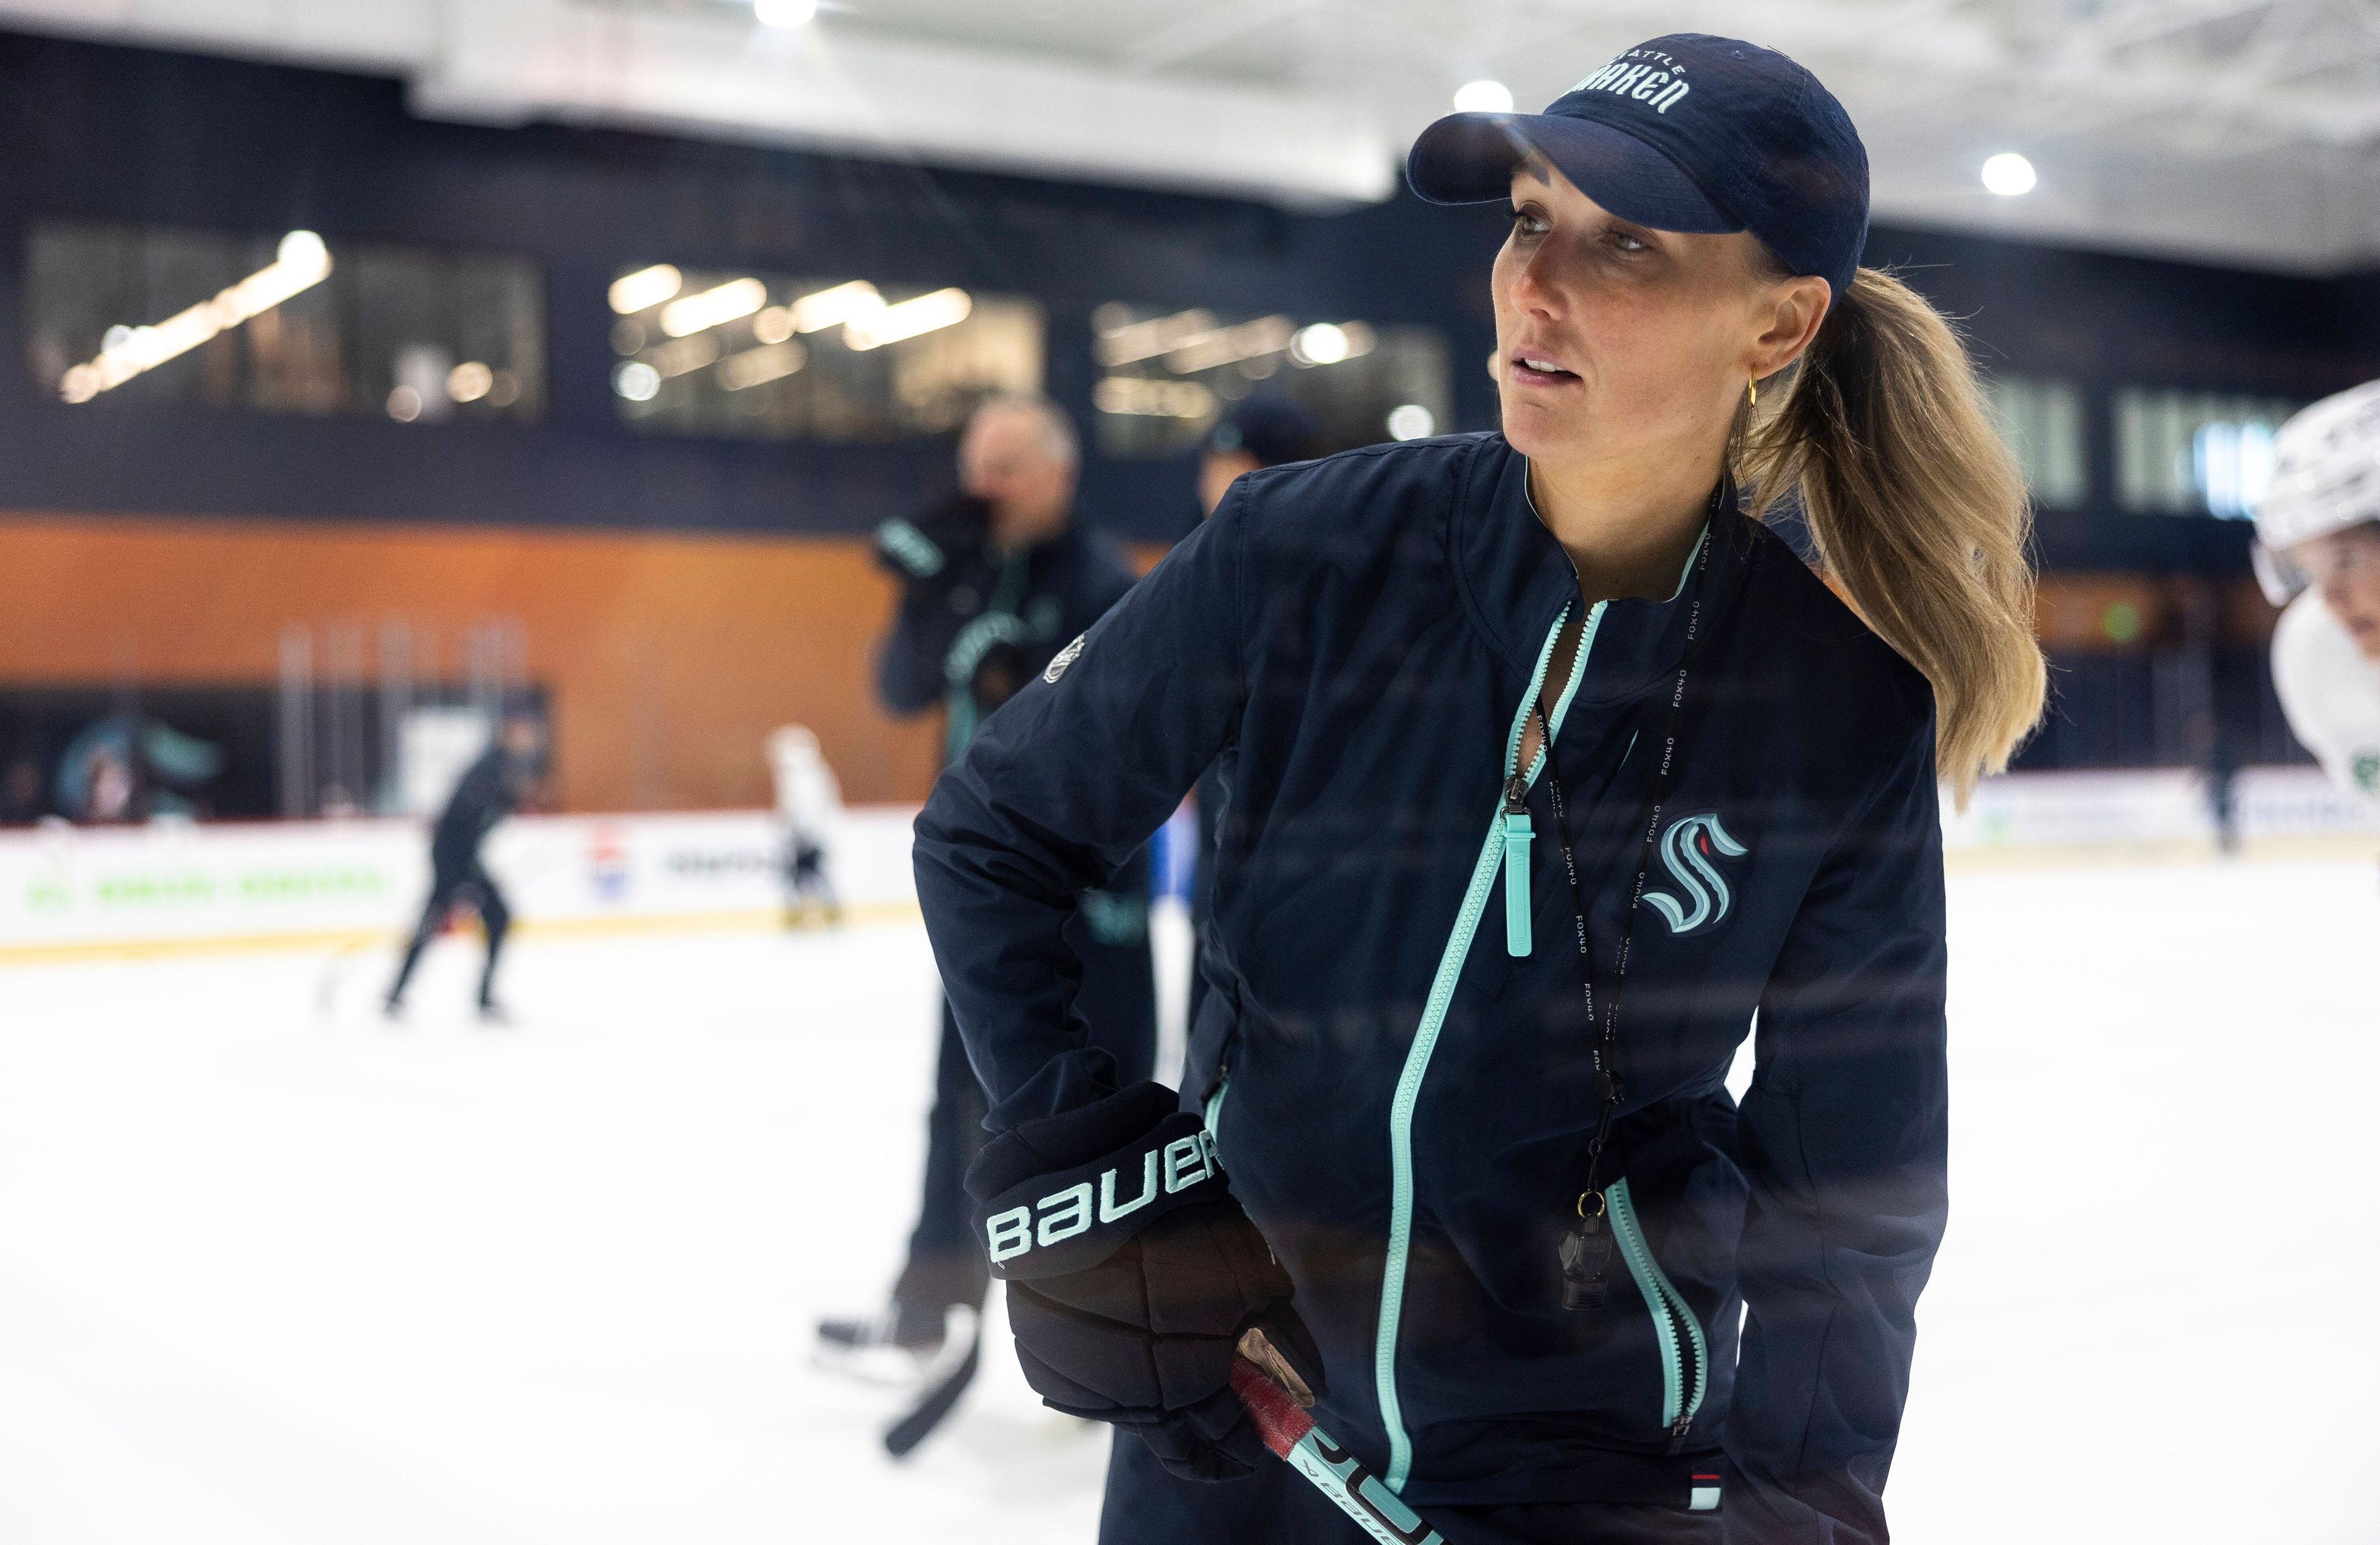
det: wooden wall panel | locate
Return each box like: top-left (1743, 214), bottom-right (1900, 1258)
top-left (0, 515), bottom-right (947, 808)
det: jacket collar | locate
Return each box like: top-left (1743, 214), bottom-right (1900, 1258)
top-left (1453, 435), bottom-right (1756, 706)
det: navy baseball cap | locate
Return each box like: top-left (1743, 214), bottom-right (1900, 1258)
top-left (1407, 35), bottom-right (1869, 308)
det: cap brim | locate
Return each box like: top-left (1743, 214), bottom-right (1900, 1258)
top-left (1406, 111), bottom-right (1741, 235)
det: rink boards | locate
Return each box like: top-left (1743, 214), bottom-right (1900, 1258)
top-left (0, 808), bottom-right (924, 960)
top-left (0, 768), bottom-right (2370, 958)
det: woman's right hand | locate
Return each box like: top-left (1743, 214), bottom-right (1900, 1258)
top-left (965, 1081), bottom-right (1327, 1481)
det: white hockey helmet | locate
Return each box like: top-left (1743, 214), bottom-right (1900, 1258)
top-left (2251, 379), bottom-right (2380, 604)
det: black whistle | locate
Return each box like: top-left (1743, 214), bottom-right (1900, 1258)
top-left (1558, 1207), bottom-right (1615, 1312)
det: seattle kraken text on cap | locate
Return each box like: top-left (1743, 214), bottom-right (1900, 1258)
top-left (1572, 49), bottom-right (1692, 114)
top-left (1406, 33), bottom-right (1871, 308)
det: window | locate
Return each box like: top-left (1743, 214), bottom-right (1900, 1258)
top-left (1981, 375), bottom-right (2088, 510)
top-left (607, 265), bottom-right (1042, 441)
top-left (1090, 303), bottom-right (1452, 458)
top-left (2114, 389), bottom-right (2299, 518)
top-left (27, 221), bottom-right (543, 421)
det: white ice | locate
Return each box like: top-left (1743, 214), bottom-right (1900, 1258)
top-left (0, 853), bottom-right (2374, 1544)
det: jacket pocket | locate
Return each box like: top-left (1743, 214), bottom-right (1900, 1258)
top-left (1605, 1176), bottom-right (1709, 1453)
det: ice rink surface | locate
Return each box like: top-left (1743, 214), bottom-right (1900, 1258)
top-left (1, 851), bottom-right (2374, 1544)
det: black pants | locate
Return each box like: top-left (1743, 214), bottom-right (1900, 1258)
top-left (386, 853), bottom-right (511, 1009)
top-left (892, 882), bottom-right (1156, 1317)
top-left (785, 836), bottom-right (839, 913)
top-left (1099, 1430), bottom-right (1722, 1545)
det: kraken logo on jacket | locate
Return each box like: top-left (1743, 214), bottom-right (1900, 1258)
top-left (1641, 813), bottom-right (1746, 935)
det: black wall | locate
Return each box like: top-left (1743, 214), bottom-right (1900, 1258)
top-left (0, 31), bottom-right (2374, 558)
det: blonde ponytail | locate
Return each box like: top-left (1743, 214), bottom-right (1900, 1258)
top-left (1735, 266), bottom-right (2047, 808)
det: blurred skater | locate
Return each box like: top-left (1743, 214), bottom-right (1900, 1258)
top-left (814, 397), bottom-right (1155, 1417)
top-left (385, 715), bottom-right (544, 1022)
top-left (766, 725), bottom-right (843, 926)
top-left (2255, 380), bottom-right (2380, 816)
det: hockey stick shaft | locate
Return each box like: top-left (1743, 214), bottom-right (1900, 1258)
top-left (1230, 1359), bottom-right (1448, 1545)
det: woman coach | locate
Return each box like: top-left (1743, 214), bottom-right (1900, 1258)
top-left (914, 33), bottom-right (2045, 1545)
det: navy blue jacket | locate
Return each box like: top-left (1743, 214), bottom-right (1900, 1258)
top-left (875, 518), bottom-right (1138, 766)
top-left (915, 434), bottom-right (1947, 1541)
top-left (878, 514), bottom-right (1155, 934)
top-left (430, 746), bottom-right (522, 867)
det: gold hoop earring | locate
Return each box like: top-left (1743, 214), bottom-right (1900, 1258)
top-left (1747, 373), bottom-right (1758, 409)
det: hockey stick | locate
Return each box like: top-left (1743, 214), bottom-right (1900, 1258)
top-left (1231, 1357), bottom-right (1448, 1545)
top-left (881, 1314), bottom-right (981, 1458)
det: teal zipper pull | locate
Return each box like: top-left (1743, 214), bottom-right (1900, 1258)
top-left (1501, 774), bottom-right (1533, 957)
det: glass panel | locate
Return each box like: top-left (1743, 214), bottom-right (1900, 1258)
top-left (1090, 303), bottom-right (1452, 458)
top-left (1981, 374), bottom-right (2089, 510)
top-left (2112, 388), bottom-right (2299, 518)
top-left (607, 265), bottom-right (1043, 441)
top-left (26, 221), bottom-right (544, 421)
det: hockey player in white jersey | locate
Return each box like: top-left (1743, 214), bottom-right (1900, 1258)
top-left (765, 725), bottom-right (843, 926)
top-left (2255, 381), bottom-right (2380, 809)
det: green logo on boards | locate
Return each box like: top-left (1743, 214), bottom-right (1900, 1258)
top-left (2353, 752), bottom-right (2379, 795)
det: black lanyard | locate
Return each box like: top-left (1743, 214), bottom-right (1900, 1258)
top-left (1541, 522), bottom-right (1754, 1311)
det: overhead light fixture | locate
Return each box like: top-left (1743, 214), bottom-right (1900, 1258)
top-left (659, 277), bottom-right (769, 339)
top-left (1289, 322), bottom-right (1376, 369)
top-left (1453, 80), bottom-right (1514, 113)
top-left (751, 306), bottom-right (797, 345)
top-left (718, 342), bottom-right (808, 391)
top-left (613, 361), bottom-right (661, 402)
top-left (1981, 152), bottom-right (2037, 197)
top-left (60, 230), bottom-right (333, 403)
top-left (1098, 308), bottom-right (1219, 368)
top-left (754, 0), bottom-right (818, 26)
top-left (609, 264), bottom-right (683, 315)
top-left (845, 288), bottom-right (972, 350)
top-left (648, 334), bottom-right (725, 378)
top-left (1166, 316), bottom-right (1296, 375)
top-left (790, 280), bottom-right (885, 334)
top-left (1094, 376), bottom-right (1217, 420)
top-left (447, 361), bottom-right (495, 404)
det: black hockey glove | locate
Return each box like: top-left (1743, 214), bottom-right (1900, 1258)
top-left (965, 1080), bottom-right (1325, 1481)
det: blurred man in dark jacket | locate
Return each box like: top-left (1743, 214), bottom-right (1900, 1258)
top-left (816, 396), bottom-right (1157, 1402)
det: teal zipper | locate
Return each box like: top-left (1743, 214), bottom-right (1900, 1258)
top-left (1373, 599), bottom-right (1603, 1491)
top-left (1605, 1177), bottom-right (1709, 1451)
top-left (1500, 779), bottom-right (1535, 957)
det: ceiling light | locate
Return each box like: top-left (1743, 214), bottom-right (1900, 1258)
top-left (790, 280), bottom-right (884, 334)
top-left (59, 230), bottom-right (333, 403)
top-left (752, 306), bottom-right (796, 345)
top-left (613, 361), bottom-right (661, 402)
top-left (277, 230), bottom-right (328, 270)
top-left (1387, 404), bottom-right (1436, 441)
top-left (754, 0), bottom-right (818, 27)
top-left (446, 361), bottom-right (494, 403)
top-left (659, 277), bottom-right (769, 338)
top-left (1165, 315), bottom-right (1294, 374)
top-left (719, 342), bottom-right (808, 391)
top-left (609, 264), bottom-right (683, 315)
top-left (845, 288), bottom-right (973, 350)
top-left (1290, 323), bottom-right (1351, 366)
top-left (1453, 80), bottom-right (1514, 114)
top-left (1981, 152), bottom-right (2037, 197)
